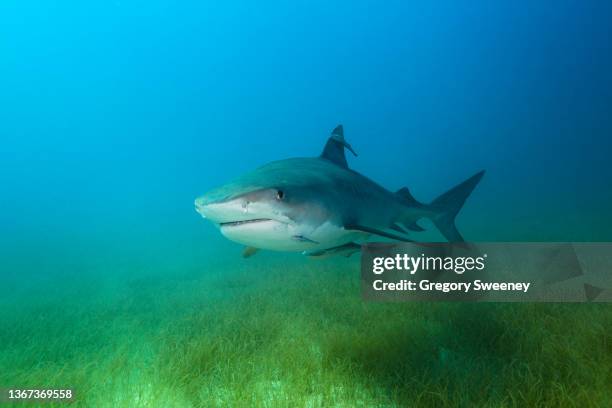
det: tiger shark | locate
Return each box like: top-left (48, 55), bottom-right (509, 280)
top-left (195, 125), bottom-right (484, 258)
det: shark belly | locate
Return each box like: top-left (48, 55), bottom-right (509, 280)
top-left (220, 220), bottom-right (302, 251)
top-left (220, 219), bottom-right (364, 252)
top-left (308, 221), bottom-right (366, 249)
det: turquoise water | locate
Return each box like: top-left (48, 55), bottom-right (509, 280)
top-left (1, 1), bottom-right (611, 406)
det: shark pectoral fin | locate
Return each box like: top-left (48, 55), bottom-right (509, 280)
top-left (345, 224), bottom-right (414, 243)
top-left (292, 235), bottom-right (319, 244)
top-left (304, 242), bottom-right (361, 258)
top-left (303, 249), bottom-right (326, 257)
top-left (242, 246), bottom-right (260, 258)
top-left (334, 242), bottom-right (361, 257)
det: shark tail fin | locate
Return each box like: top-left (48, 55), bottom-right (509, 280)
top-left (429, 170), bottom-right (485, 242)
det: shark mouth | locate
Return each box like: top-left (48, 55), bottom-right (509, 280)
top-left (219, 218), bottom-right (272, 227)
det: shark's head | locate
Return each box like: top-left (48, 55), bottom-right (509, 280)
top-left (194, 126), bottom-right (366, 253)
top-left (194, 160), bottom-right (336, 251)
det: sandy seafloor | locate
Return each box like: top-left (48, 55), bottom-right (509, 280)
top-left (1, 223), bottom-right (610, 407)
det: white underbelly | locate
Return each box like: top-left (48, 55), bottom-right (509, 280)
top-left (308, 221), bottom-right (365, 249)
top-left (219, 220), bottom-right (365, 252)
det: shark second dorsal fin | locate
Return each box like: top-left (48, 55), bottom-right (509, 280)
top-left (395, 187), bottom-right (421, 206)
top-left (320, 124), bottom-right (357, 168)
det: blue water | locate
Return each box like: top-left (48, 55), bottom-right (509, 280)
top-left (2, 2), bottom-right (612, 260)
top-left (1, 2), bottom-right (612, 406)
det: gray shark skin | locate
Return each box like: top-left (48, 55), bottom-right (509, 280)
top-left (195, 125), bottom-right (484, 256)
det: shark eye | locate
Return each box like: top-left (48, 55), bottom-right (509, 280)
top-left (276, 190), bottom-right (285, 200)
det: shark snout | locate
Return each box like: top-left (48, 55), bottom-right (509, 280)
top-left (194, 194), bottom-right (254, 224)
top-left (195, 196), bottom-right (231, 221)
top-left (194, 197), bottom-right (208, 218)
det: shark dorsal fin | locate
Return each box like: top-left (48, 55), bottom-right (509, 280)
top-left (320, 125), bottom-right (357, 168)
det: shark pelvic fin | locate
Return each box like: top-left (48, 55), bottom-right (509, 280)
top-left (391, 221), bottom-right (424, 233)
top-left (389, 223), bottom-right (408, 234)
top-left (345, 224), bottom-right (414, 242)
top-left (292, 235), bottom-right (319, 244)
top-left (320, 124), bottom-right (357, 168)
top-left (405, 221), bottom-right (425, 232)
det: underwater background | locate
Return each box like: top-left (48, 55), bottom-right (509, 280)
top-left (1, 1), bottom-right (611, 406)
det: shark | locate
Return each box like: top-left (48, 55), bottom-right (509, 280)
top-left (195, 125), bottom-right (484, 258)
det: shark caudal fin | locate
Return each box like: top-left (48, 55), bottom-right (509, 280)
top-left (430, 170), bottom-right (485, 242)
